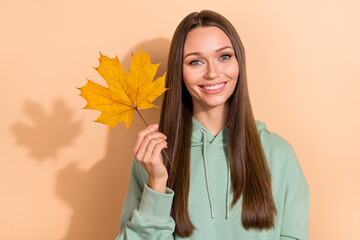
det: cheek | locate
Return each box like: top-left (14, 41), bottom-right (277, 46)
top-left (182, 73), bottom-right (195, 95)
top-left (225, 63), bottom-right (239, 93)
top-left (182, 67), bottom-right (190, 84)
top-left (183, 68), bottom-right (200, 87)
top-left (182, 72), bottom-right (191, 89)
top-left (225, 62), bottom-right (239, 79)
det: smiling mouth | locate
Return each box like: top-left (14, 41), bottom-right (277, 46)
top-left (200, 82), bottom-right (227, 90)
top-left (199, 82), bottom-right (228, 94)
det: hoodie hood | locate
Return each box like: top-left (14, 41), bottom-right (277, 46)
top-left (190, 117), bottom-right (267, 219)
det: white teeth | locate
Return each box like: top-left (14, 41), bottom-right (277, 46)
top-left (203, 83), bottom-right (225, 90)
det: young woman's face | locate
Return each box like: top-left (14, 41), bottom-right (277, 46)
top-left (182, 26), bottom-right (239, 112)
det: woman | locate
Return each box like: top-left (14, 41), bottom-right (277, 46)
top-left (116, 10), bottom-right (309, 240)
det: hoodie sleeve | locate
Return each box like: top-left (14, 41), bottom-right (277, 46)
top-left (115, 158), bottom-right (176, 240)
top-left (279, 146), bottom-right (310, 240)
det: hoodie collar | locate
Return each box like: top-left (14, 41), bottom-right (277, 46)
top-left (191, 117), bottom-right (229, 146)
top-left (191, 117), bottom-right (266, 145)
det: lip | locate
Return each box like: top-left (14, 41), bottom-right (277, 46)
top-left (199, 81), bottom-right (227, 94)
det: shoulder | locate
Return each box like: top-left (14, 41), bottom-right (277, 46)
top-left (256, 120), bottom-right (295, 156)
top-left (255, 120), bottom-right (309, 195)
top-left (255, 120), bottom-right (298, 171)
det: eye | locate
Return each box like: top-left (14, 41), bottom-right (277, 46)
top-left (189, 59), bottom-right (203, 65)
top-left (219, 54), bottom-right (231, 61)
top-left (190, 60), bottom-right (201, 65)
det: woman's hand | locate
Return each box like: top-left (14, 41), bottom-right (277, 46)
top-left (133, 124), bottom-right (168, 193)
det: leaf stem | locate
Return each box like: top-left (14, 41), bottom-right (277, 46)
top-left (135, 108), bottom-right (149, 127)
top-left (135, 108), bottom-right (174, 172)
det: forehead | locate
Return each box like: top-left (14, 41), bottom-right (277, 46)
top-left (183, 26), bottom-right (232, 53)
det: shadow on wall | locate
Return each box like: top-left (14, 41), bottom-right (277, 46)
top-left (56, 38), bottom-right (171, 240)
top-left (11, 98), bottom-right (82, 161)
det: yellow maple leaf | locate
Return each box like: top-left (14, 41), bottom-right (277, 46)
top-left (78, 48), bottom-right (168, 130)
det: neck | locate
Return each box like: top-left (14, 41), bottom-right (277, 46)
top-left (193, 102), bottom-right (229, 137)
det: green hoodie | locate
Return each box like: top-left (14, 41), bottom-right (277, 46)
top-left (116, 118), bottom-right (310, 240)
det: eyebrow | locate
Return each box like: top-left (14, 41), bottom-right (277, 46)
top-left (183, 46), bottom-right (234, 59)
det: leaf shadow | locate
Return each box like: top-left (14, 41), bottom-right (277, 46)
top-left (56, 37), bottom-right (171, 240)
top-left (10, 98), bottom-right (82, 162)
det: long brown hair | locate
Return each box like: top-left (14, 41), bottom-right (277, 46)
top-left (159, 10), bottom-right (277, 237)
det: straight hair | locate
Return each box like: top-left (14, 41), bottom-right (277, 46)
top-left (159, 10), bottom-right (277, 237)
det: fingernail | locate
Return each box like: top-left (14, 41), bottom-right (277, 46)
top-left (151, 124), bottom-right (158, 129)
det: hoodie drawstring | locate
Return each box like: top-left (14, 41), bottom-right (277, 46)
top-left (201, 128), bottom-right (215, 219)
top-left (226, 156), bottom-right (230, 219)
top-left (200, 128), bottom-right (230, 219)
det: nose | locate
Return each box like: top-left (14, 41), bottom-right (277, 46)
top-left (204, 60), bottom-right (220, 80)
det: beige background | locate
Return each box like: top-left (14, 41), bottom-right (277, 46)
top-left (1, 0), bottom-right (359, 239)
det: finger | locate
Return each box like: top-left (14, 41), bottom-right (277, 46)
top-left (135, 132), bottom-right (167, 159)
top-left (133, 124), bottom-right (159, 154)
top-left (151, 141), bottom-right (168, 160)
top-left (143, 138), bottom-right (167, 163)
